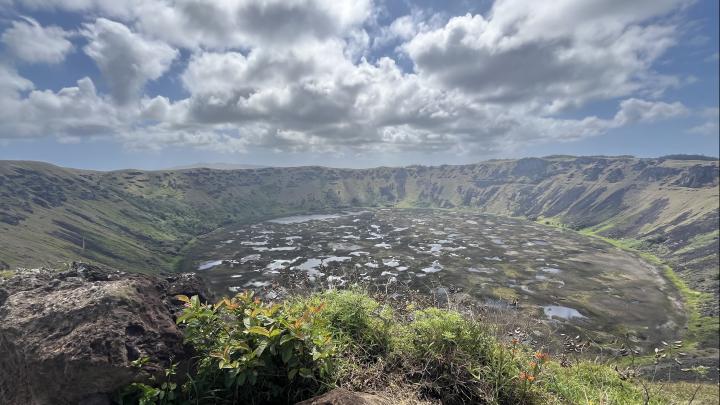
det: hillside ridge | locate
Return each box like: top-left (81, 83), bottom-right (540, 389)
top-left (1, 156), bottom-right (718, 311)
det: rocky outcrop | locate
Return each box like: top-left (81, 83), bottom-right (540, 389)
top-left (296, 388), bottom-right (387, 405)
top-left (0, 262), bottom-right (209, 405)
top-left (673, 164), bottom-right (719, 188)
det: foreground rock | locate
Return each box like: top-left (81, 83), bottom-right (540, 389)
top-left (296, 388), bottom-right (387, 405)
top-left (0, 262), bottom-right (209, 405)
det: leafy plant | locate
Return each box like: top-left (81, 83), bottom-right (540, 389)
top-left (173, 291), bottom-right (336, 404)
top-left (115, 362), bottom-right (178, 405)
top-left (116, 290), bottom-right (712, 405)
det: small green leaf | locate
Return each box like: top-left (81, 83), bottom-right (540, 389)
top-left (247, 326), bottom-right (271, 336)
top-left (175, 312), bottom-right (193, 324)
top-left (280, 334), bottom-right (295, 345)
top-left (236, 371), bottom-right (247, 386)
top-left (254, 340), bottom-right (269, 357)
top-left (231, 341), bottom-right (251, 352)
top-left (281, 346), bottom-right (293, 364)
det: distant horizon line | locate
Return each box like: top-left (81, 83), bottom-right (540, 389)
top-left (2, 154), bottom-right (718, 173)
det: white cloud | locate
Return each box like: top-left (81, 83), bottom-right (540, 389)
top-left (10, 0), bottom-right (374, 49)
top-left (687, 121), bottom-right (719, 135)
top-left (687, 107), bottom-right (719, 135)
top-left (1, 16), bottom-right (74, 63)
top-left (82, 18), bottom-right (178, 104)
top-left (0, 64), bottom-right (34, 92)
top-left (0, 0), bottom-right (699, 156)
top-left (180, 46), bottom-right (343, 98)
top-left (403, 0), bottom-right (685, 112)
top-left (371, 10), bottom-right (440, 50)
top-left (7, 0), bottom-right (148, 20)
top-left (0, 73), bottom-right (123, 138)
top-left (150, 47), bottom-right (691, 154)
top-left (612, 98), bottom-right (688, 126)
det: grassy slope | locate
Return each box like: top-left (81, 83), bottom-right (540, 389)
top-left (123, 289), bottom-right (718, 404)
top-left (0, 157), bottom-right (717, 299)
top-left (311, 290), bottom-right (718, 403)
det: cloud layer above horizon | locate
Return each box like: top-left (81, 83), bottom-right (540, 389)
top-left (0, 0), bottom-right (717, 158)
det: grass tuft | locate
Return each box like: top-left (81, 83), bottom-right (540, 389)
top-left (117, 290), bottom-right (717, 405)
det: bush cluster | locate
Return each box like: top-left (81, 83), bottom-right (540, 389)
top-left (118, 291), bottom-right (335, 404)
top-left (117, 289), bottom-right (684, 405)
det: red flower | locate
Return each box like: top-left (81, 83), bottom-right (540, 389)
top-left (534, 351), bottom-right (550, 362)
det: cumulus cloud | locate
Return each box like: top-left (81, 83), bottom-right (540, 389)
top-left (371, 10), bottom-right (441, 50)
top-left (6, 0), bottom-right (147, 20)
top-left (0, 64), bottom-right (34, 92)
top-left (0, 0), bottom-right (702, 156)
top-left (403, 0), bottom-right (685, 112)
top-left (0, 73), bottom-right (123, 139)
top-left (82, 18), bottom-right (178, 104)
top-left (9, 0), bottom-right (374, 49)
top-left (687, 121), bottom-right (719, 135)
top-left (1, 16), bottom-right (73, 63)
top-left (612, 98), bottom-right (688, 126)
top-left (687, 107), bottom-right (719, 135)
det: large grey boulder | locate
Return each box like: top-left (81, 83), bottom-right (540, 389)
top-left (0, 262), bottom-right (209, 405)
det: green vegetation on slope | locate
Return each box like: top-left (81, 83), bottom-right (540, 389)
top-left (2, 157), bottom-right (717, 284)
top-left (1, 156), bottom-right (717, 354)
top-left (534, 216), bottom-right (718, 375)
top-left (576, 228), bottom-right (718, 352)
top-left (118, 290), bottom-right (716, 405)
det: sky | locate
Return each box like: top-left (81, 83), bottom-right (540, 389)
top-left (0, 0), bottom-right (717, 170)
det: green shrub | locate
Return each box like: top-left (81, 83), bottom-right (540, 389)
top-left (116, 362), bottom-right (179, 405)
top-left (301, 289), bottom-right (393, 357)
top-left (393, 307), bottom-right (529, 404)
top-left (401, 308), bottom-right (489, 358)
top-left (542, 361), bottom-right (659, 404)
top-left (116, 291), bottom-right (706, 405)
top-left (122, 291), bottom-right (337, 404)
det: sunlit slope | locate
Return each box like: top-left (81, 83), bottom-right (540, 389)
top-left (1, 156), bottom-right (717, 301)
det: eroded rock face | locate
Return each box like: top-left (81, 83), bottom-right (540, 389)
top-left (0, 262), bottom-right (209, 405)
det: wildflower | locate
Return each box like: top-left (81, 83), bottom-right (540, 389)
top-left (534, 351), bottom-right (550, 362)
top-left (519, 372), bottom-right (528, 381)
top-left (529, 361), bottom-right (537, 368)
top-left (527, 375), bottom-right (536, 382)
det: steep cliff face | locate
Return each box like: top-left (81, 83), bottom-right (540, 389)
top-left (1, 156), bottom-right (718, 302)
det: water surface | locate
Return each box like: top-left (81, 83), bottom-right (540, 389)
top-left (182, 208), bottom-right (685, 349)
